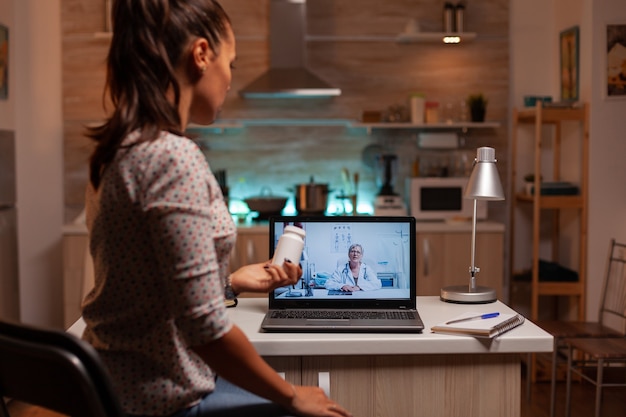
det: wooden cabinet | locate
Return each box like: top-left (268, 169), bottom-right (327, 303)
top-left (229, 227), bottom-right (270, 272)
top-left (267, 353), bottom-right (520, 417)
top-left (510, 103), bottom-right (589, 321)
top-left (416, 230), bottom-right (504, 300)
top-left (62, 233), bottom-right (90, 328)
top-left (229, 226), bottom-right (270, 298)
top-left (299, 354), bottom-right (519, 417)
top-left (264, 356), bottom-right (302, 386)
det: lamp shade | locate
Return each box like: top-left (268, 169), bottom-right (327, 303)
top-left (464, 147), bottom-right (505, 201)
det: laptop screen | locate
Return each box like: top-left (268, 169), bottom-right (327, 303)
top-left (268, 216), bottom-right (416, 309)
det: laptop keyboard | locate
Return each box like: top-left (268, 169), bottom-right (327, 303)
top-left (270, 310), bottom-right (417, 320)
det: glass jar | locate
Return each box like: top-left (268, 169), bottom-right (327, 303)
top-left (425, 101), bottom-right (440, 124)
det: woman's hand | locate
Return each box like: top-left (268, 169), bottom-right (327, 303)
top-left (194, 327), bottom-right (351, 417)
top-left (287, 385), bottom-right (352, 417)
top-left (230, 260), bottom-right (302, 294)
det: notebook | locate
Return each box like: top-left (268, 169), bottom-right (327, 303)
top-left (261, 216), bottom-right (424, 333)
top-left (430, 312), bottom-right (525, 338)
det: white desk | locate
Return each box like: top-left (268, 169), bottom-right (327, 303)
top-left (69, 297), bottom-right (552, 417)
top-left (227, 296), bottom-right (552, 356)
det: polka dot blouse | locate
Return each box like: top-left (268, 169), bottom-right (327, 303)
top-left (82, 130), bottom-right (236, 416)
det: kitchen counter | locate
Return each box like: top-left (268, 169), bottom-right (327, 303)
top-left (61, 216), bottom-right (269, 235)
top-left (230, 218), bottom-right (506, 233)
top-left (63, 218), bottom-right (505, 235)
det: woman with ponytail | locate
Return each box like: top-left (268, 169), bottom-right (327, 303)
top-left (82, 1), bottom-right (351, 416)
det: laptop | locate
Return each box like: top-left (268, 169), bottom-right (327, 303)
top-left (261, 216), bottom-right (424, 333)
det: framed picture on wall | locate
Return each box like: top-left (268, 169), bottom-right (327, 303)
top-left (607, 24), bottom-right (626, 99)
top-left (560, 26), bottom-right (579, 102)
top-left (0, 24), bottom-right (8, 100)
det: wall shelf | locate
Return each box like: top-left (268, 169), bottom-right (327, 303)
top-left (90, 31), bottom-right (478, 44)
top-left (187, 120), bottom-right (500, 135)
top-left (396, 32), bottom-right (477, 44)
top-left (351, 121), bottom-right (500, 134)
top-left (93, 32), bottom-right (113, 39)
top-left (306, 33), bottom-right (477, 44)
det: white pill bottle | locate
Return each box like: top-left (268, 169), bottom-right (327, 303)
top-left (272, 225), bottom-right (306, 266)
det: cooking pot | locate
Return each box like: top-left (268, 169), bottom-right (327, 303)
top-left (244, 187), bottom-right (288, 218)
top-left (294, 177), bottom-right (330, 214)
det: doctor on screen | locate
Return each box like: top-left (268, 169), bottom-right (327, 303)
top-left (325, 244), bottom-right (381, 292)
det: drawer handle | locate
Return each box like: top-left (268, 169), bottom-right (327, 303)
top-left (246, 239), bottom-right (255, 263)
top-left (318, 371), bottom-right (330, 396)
top-left (422, 238), bottom-right (430, 277)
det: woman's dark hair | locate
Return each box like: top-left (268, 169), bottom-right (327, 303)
top-left (87, 0), bottom-right (231, 188)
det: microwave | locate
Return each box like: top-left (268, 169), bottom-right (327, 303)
top-left (406, 177), bottom-right (487, 221)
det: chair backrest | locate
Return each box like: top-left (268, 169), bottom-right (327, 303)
top-left (0, 320), bottom-right (124, 417)
top-left (598, 239), bottom-right (626, 333)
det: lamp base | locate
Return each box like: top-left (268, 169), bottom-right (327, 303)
top-left (440, 285), bottom-right (497, 304)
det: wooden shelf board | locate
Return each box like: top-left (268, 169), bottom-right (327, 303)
top-left (515, 107), bottom-right (586, 123)
top-left (395, 32), bottom-right (477, 44)
top-left (535, 282), bottom-right (584, 295)
top-left (187, 120), bottom-right (501, 135)
top-left (514, 193), bottom-right (583, 209)
top-left (351, 121), bottom-right (500, 134)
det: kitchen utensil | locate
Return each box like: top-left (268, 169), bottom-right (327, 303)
top-left (294, 177), bottom-right (330, 214)
top-left (214, 169), bottom-right (229, 200)
top-left (375, 154), bottom-right (399, 196)
top-left (352, 172), bottom-right (359, 215)
top-left (244, 187), bottom-right (288, 218)
top-left (341, 168), bottom-right (352, 196)
top-left (374, 153), bottom-right (407, 216)
top-left (361, 143), bottom-right (384, 169)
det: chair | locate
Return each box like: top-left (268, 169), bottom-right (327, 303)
top-left (0, 320), bottom-right (124, 417)
top-left (530, 238), bottom-right (626, 417)
top-left (564, 337), bottom-right (626, 417)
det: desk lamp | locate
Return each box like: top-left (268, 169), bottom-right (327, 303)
top-left (440, 147), bottom-right (504, 303)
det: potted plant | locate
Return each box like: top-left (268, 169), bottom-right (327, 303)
top-left (523, 173), bottom-right (542, 194)
top-left (467, 93), bottom-right (488, 122)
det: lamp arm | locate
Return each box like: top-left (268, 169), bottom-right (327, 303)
top-left (469, 199), bottom-right (480, 292)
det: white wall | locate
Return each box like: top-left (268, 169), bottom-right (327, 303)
top-left (0, 0), bottom-right (64, 327)
top-left (509, 0), bottom-right (556, 282)
top-left (587, 0), bottom-right (626, 319)
top-left (511, 0), bottom-right (626, 320)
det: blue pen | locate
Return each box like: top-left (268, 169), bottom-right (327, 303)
top-left (446, 312), bottom-right (500, 325)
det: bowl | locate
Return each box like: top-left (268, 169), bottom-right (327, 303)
top-left (244, 196), bottom-right (288, 214)
top-left (244, 187), bottom-right (288, 217)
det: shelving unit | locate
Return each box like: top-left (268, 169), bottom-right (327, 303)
top-left (509, 102), bottom-right (589, 322)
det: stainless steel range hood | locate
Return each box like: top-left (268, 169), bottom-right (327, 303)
top-left (238, 0), bottom-right (341, 99)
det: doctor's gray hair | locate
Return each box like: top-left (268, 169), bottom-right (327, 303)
top-left (348, 244), bottom-right (363, 255)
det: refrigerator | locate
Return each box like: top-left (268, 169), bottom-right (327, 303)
top-left (0, 130), bottom-right (19, 321)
